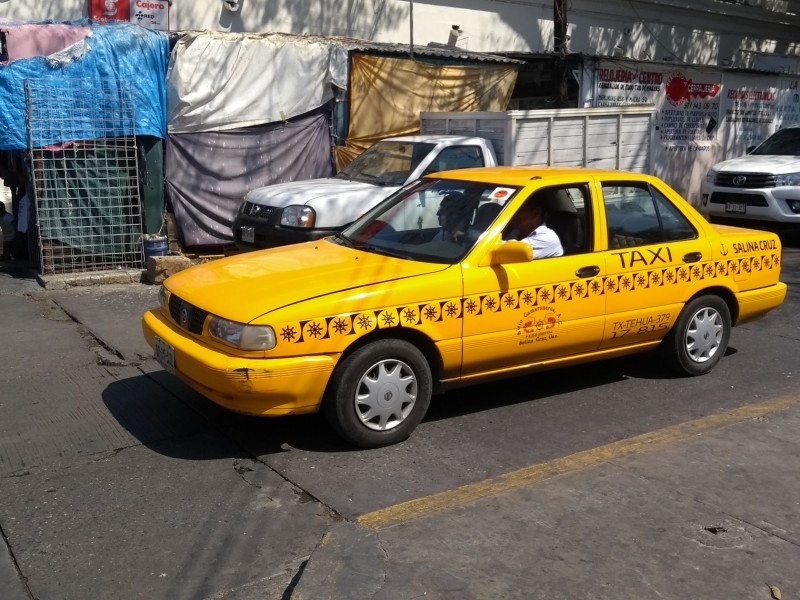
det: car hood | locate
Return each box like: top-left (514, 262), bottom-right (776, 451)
top-left (712, 154), bottom-right (800, 174)
top-left (164, 240), bottom-right (448, 323)
top-left (245, 178), bottom-right (401, 227)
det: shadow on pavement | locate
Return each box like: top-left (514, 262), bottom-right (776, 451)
top-left (101, 346), bottom-right (720, 460)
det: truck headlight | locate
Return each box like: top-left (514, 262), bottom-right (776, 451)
top-left (158, 285), bottom-right (168, 311)
top-left (280, 205), bottom-right (315, 228)
top-left (209, 317), bottom-right (276, 351)
top-left (704, 169), bottom-right (717, 184)
top-left (774, 172), bottom-right (800, 187)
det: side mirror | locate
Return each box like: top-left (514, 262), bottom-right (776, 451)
top-left (483, 240), bottom-right (532, 266)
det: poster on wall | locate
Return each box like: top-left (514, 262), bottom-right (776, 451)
top-left (593, 61), bottom-right (723, 201)
top-left (595, 61), bottom-right (722, 149)
top-left (718, 74), bottom-right (777, 155)
top-left (130, 0), bottom-right (170, 30)
top-left (89, 0), bottom-right (131, 23)
top-left (775, 76), bottom-right (800, 129)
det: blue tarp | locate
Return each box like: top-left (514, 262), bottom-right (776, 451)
top-left (0, 21), bottom-right (169, 150)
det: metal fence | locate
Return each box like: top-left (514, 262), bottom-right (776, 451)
top-left (25, 79), bottom-right (144, 275)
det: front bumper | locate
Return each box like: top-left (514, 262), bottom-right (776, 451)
top-left (233, 214), bottom-right (340, 251)
top-left (142, 309), bottom-right (338, 416)
top-left (701, 185), bottom-right (800, 227)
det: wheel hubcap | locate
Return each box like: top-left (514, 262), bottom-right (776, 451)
top-left (685, 307), bottom-right (723, 363)
top-left (354, 359), bottom-right (417, 431)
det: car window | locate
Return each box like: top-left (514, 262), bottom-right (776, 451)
top-left (340, 178), bottom-right (518, 264)
top-left (337, 141), bottom-right (436, 186)
top-left (603, 182), bottom-right (696, 249)
top-left (424, 146), bottom-right (486, 174)
top-left (751, 127), bottom-right (800, 155)
top-left (501, 184), bottom-right (592, 256)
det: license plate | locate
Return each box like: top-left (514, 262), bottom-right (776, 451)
top-left (154, 336), bottom-right (175, 375)
top-left (725, 201), bottom-right (747, 214)
top-left (241, 226), bottom-right (255, 243)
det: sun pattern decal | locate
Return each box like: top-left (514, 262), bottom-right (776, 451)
top-left (271, 252), bottom-right (780, 346)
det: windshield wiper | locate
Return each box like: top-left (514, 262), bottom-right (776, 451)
top-left (359, 243), bottom-right (409, 260)
top-left (333, 232), bottom-right (355, 247)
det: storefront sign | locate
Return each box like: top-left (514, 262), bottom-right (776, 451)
top-left (89, 0), bottom-right (131, 23)
top-left (130, 0), bottom-right (170, 31)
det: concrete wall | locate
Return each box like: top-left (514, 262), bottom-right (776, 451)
top-left (1, 0), bottom-right (799, 71)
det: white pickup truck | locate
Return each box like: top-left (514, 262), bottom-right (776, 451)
top-left (233, 135), bottom-right (498, 250)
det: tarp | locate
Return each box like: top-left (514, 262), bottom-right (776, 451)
top-left (335, 54), bottom-right (518, 168)
top-left (0, 21), bottom-right (169, 150)
top-left (167, 31), bottom-right (348, 134)
top-left (165, 111), bottom-right (333, 249)
top-left (0, 23), bottom-right (92, 62)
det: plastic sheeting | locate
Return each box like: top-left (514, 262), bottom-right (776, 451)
top-left (165, 111), bottom-right (333, 249)
top-left (167, 31), bottom-right (348, 134)
top-left (0, 23), bottom-right (92, 63)
top-left (0, 21), bottom-right (169, 150)
top-left (335, 54), bottom-right (518, 169)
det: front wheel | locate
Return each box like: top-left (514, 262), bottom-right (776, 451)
top-left (323, 339), bottom-right (433, 448)
top-left (661, 295), bottom-right (731, 376)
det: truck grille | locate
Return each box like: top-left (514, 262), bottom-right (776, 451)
top-left (168, 294), bottom-right (209, 334)
top-left (709, 192), bottom-right (769, 207)
top-left (714, 172), bottom-right (775, 188)
top-left (242, 202), bottom-right (275, 219)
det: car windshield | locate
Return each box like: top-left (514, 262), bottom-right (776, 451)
top-left (751, 128), bottom-right (800, 155)
top-left (334, 141), bottom-right (436, 186)
top-left (333, 178), bottom-right (519, 264)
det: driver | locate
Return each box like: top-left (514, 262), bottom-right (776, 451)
top-left (506, 201), bottom-right (563, 258)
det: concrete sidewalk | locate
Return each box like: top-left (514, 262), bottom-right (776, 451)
top-left (292, 396), bottom-right (800, 599)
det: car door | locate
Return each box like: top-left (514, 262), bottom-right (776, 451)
top-left (598, 179), bottom-right (712, 350)
top-left (460, 183), bottom-right (607, 376)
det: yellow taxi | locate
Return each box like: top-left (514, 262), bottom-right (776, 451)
top-left (143, 167), bottom-right (787, 448)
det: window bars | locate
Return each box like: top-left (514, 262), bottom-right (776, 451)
top-left (25, 78), bottom-right (144, 275)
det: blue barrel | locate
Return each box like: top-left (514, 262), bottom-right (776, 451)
top-left (143, 235), bottom-right (169, 258)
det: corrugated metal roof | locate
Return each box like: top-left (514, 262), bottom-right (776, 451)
top-left (243, 32), bottom-right (524, 64)
top-left (171, 30), bottom-right (525, 64)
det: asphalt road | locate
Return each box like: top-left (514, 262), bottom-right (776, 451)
top-left (0, 243), bottom-right (798, 599)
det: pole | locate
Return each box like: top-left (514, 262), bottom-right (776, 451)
top-left (409, 0), bottom-right (414, 59)
top-left (553, 0), bottom-right (568, 106)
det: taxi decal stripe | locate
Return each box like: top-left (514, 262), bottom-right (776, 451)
top-left (275, 252), bottom-right (780, 347)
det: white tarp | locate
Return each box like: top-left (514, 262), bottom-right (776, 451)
top-left (167, 31), bottom-right (348, 133)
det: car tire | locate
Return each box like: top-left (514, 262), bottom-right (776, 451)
top-left (662, 295), bottom-right (731, 376)
top-left (324, 339), bottom-right (432, 448)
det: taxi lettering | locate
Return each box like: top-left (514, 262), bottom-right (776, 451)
top-left (610, 246), bottom-right (673, 268)
top-left (733, 239), bottom-right (777, 254)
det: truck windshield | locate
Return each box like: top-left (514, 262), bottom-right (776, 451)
top-left (335, 141), bottom-right (436, 186)
top-left (335, 178), bottom-right (519, 264)
top-left (752, 128), bottom-right (800, 155)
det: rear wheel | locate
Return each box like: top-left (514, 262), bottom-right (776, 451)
top-left (324, 339), bottom-right (432, 448)
top-left (662, 295), bottom-right (731, 376)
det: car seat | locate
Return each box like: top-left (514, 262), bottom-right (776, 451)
top-left (546, 211), bottom-right (584, 255)
top-left (437, 192), bottom-right (479, 240)
top-left (461, 202), bottom-right (503, 246)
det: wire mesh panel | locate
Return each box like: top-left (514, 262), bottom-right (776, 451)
top-left (25, 78), bottom-right (144, 275)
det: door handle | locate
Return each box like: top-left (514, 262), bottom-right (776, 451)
top-left (683, 252), bottom-right (702, 263)
top-left (576, 266), bottom-right (601, 278)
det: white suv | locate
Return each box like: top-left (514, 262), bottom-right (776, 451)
top-left (701, 126), bottom-right (800, 232)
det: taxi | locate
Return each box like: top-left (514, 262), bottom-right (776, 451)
top-left (142, 167), bottom-right (787, 448)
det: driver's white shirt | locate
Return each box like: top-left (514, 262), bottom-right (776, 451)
top-left (519, 224), bottom-right (563, 258)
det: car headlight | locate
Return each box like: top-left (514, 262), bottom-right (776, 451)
top-left (208, 317), bottom-right (276, 351)
top-left (280, 205), bottom-right (315, 228)
top-left (704, 169), bottom-right (717, 184)
top-left (158, 285), bottom-right (168, 311)
top-left (774, 172), bottom-right (800, 186)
